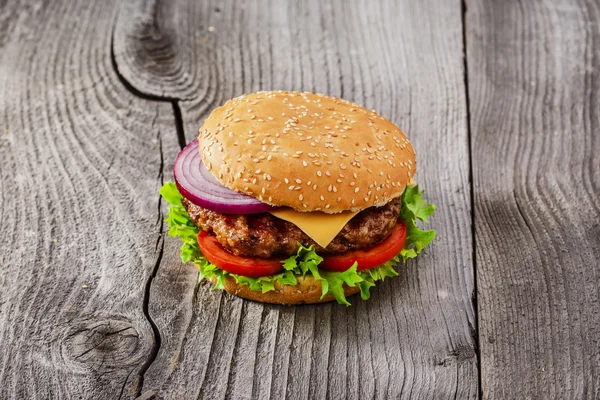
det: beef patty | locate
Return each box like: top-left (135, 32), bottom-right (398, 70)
top-left (182, 197), bottom-right (401, 258)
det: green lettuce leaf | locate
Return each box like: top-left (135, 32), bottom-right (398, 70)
top-left (160, 182), bottom-right (436, 305)
top-left (399, 185), bottom-right (437, 262)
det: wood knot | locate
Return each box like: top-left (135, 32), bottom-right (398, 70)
top-left (59, 314), bottom-right (151, 372)
top-left (435, 345), bottom-right (477, 367)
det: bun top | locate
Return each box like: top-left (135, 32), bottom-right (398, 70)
top-left (199, 91), bottom-right (416, 213)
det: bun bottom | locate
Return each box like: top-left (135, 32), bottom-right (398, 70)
top-left (206, 275), bottom-right (360, 305)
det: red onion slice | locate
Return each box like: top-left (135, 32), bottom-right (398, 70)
top-left (173, 139), bottom-right (276, 214)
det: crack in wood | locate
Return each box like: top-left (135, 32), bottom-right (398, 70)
top-left (461, 0), bottom-right (482, 399)
top-left (109, 19), bottom-right (174, 397)
top-left (110, 20), bottom-right (187, 150)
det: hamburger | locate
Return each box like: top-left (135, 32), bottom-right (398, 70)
top-left (160, 91), bottom-right (436, 305)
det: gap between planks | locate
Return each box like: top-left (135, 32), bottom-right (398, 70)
top-left (108, 21), bottom-right (187, 396)
top-left (461, 0), bottom-right (483, 398)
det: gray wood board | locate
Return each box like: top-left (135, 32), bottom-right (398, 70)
top-left (466, 0), bottom-right (600, 398)
top-left (0, 1), bottom-right (179, 398)
top-left (114, 0), bottom-right (477, 398)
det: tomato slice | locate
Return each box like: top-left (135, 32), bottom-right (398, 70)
top-left (319, 221), bottom-right (407, 272)
top-left (197, 231), bottom-right (284, 277)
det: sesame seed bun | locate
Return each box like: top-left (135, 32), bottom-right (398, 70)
top-left (199, 91), bottom-right (416, 213)
top-left (206, 275), bottom-right (361, 305)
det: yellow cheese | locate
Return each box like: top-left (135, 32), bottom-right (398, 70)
top-left (269, 182), bottom-right (415, 248)
top-left (269, 209), bottom-right (358, 248)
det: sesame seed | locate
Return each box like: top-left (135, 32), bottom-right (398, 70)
top-left (252, 178), bottom-right (257, 184)
top-left (354, 188), bottom-right (360, 193)
top-left (288, 185), bottom-right (295, 190)
top-left (302, 161), bottom-right (308, 167)
top-left (328, 185), bottom-right (332, 192)
top-left (325, 204), bottom-right (331, 209)
top-left (350, 182), bottom-right (355, 186)
top-left (234, 118), bottom-right (241, 122)
top-left (284, 178), bottom-right (289, 183)
top-left (262, 187), bottom-right (266, 194)
top-left (299, 194), bottom-right (304, 201)
top-left (255, 169), bottom-right (262, 174)
top-left (228, 132), bottom-right (234, 137)
top-left (320, 195), bottom-right (325, 201)
top-left (295, 179), bottom-right (302, 184)
top-left (317, 171), bottom-right (322, 177)
top-left (267, 155), bottom-right (272, 161)
top-left (313, 184), bottom-right (318, 190)
top-left (253, 158), bottom-right (259, 163)
top-left (337, 197), bottom-right (342, 202)
top-left (251, 115), bottom-right (256, 120)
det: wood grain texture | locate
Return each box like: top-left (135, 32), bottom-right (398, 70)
top-left (467, 0), bottom-right (600, 398)
top-left (0, 1), bottom-right (178, 398)
top-left (115, 0), bottom-right (477, 398)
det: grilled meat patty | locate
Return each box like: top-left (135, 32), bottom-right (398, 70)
top-left (182, 197), bottom-right (401, 258)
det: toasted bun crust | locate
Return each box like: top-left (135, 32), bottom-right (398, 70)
top-left (206, 275), bottom-right (361, 305)
top-left (199, 91), bottom-right (415, 213)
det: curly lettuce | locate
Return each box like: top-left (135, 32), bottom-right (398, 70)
top-left (160, 182), bottom-right (436, 305)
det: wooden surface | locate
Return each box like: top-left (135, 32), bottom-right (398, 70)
top-left (467, 0), bottom-right (600, 398)
top-left (0, 1), bottom-right (596, 400)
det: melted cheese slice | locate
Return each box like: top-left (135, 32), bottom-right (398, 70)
top-left (269, 209), bottom-right (358, 248)
top-left (269, 181), bottom-right (415, 248)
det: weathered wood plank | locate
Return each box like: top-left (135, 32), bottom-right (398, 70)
top-left (115, 0), bottom-right (478, 398)
top-left (0, 1), bottom-right (178, 398)
top-left (467, 0), bottom-right (600, 398)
